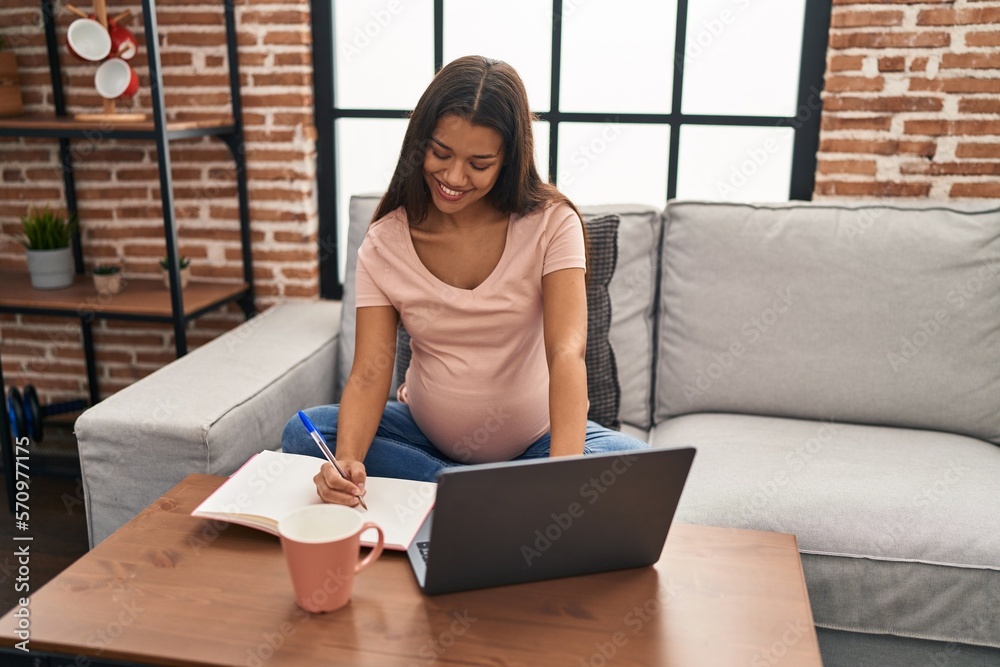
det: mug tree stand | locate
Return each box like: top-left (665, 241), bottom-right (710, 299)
top-left (67, 0), bottom-right (147, 122)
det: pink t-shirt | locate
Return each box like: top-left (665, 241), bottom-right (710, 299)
top-left (355, 202), bottom-right (586, 463)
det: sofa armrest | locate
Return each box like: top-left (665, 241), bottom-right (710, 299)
top-left (75, 300), bottom-right (343, 547)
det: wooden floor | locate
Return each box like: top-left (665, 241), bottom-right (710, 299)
top-left (0, 417), bottom-right (90, 616)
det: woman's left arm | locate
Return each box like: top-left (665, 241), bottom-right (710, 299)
top-left (542, 267), bottom-right (589, 457)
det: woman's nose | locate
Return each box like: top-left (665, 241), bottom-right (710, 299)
top-left (443, 162), bottom-right (467, 187)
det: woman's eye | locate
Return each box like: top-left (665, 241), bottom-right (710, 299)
top-left (470, 163), bottom-right (488, 172)
top-left (433, 151), bottom-right (449, 160)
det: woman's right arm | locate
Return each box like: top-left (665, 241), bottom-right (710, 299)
top-left (314, 305), bottom-right (399, 505)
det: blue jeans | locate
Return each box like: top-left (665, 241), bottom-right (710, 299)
top-left (281, 401), bottom-right (649, 483)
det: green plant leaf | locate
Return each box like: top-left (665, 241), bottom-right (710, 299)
top-left (20, 207), bottom-right (77, 250)
top-left (159, 255), bottom-right (190, 269)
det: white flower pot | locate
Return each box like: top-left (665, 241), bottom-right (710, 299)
top-left (26, 247), bottom-right (75, 289)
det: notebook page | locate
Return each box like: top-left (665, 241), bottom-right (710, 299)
top-left (192, 450), bottom-right (436, 549)
top-left (192, 450), bottom-right (324, 531)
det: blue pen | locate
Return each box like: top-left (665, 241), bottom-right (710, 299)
top-left (297, 411), bottom-right (368, 510)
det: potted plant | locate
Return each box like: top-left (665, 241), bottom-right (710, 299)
top-left (92, 264), bottom-right (123, 295)
top-left (18, 207), bottom-right (78, 290)
top-left (159, 255), bottom-right (191, 289)
top-left (0, 35), bottom-right (24, 117)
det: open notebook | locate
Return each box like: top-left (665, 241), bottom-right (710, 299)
top-left (191, 450), bottom-right (436, 550)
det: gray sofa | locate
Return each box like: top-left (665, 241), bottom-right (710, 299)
top-left (75, 196), bottom-right (1000, 667)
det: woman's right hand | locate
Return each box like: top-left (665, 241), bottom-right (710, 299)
top-left (316, 306), bottom-right (396, 507)
top-left (313, 459), bottom-right (368, 507)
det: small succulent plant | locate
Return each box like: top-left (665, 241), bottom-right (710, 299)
top-left (159, 256), bottom-right (190, 270)
top-left (92, 264), bottom-right (122, 275)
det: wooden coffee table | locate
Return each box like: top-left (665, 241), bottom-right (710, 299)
top-left (0, 475), bottom-right (823, 666)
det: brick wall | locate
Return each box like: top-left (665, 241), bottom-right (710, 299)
top-left (0, 0), bottom-right (318, 402)
top-left (817, 0), bottom-right (1000, 198)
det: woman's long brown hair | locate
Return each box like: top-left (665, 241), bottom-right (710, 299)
top-left (372, 56), bottom-right (586, 254)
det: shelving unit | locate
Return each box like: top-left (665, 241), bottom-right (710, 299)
top-left (0, 0), bottom-right (255, 508)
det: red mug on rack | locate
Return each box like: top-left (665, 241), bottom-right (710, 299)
top-left (94, 58), bottom-right (139, 100)
top-left (108, 18), bottom-right (138, 60)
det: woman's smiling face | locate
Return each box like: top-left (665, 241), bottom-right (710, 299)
top-left (423, 114), bottom-right (504, 218)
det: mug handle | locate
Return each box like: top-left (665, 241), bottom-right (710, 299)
top-left (356, 522), bottom-right (384, 574)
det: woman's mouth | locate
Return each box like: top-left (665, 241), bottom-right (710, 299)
top-left (435, 179), bottom-right (468, 202)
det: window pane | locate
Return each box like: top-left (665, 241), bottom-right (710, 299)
top-left (335, 118), bottom-right (409, 280)
top-left (444, 0), bottom-right (552, 112)
top-left (676, 125), bottom-right (794, 202)
top-left (335, 0), bottom-right (434, 109)
top-left (532, 120), bottom-right (551, 183)
top-left (557, 123), bottom-right (669, 207)
top-left (561, 0), bottom-right (677, 114)
top-left (681, 0), bottom-right (806, 117)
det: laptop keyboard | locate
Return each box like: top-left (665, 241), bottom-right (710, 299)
top-left (416, 541), bottom-right (430, 563)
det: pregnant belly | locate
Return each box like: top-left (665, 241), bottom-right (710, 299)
top-left (404, 384), bottom-right (550, 463)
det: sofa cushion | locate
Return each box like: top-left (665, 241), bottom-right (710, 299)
top-left (655, 200), bottom-right (1000, 445)
top-left (817, 628), bottom-right (1000, 667)
top-left (581, 204), bottom-right (662, 429)
top-left (344, 197), bottom-right (662, 430)
top-left (76, 300), bottom-right (343, 546)
top-left (336, 194), bottom-right (381, 398)
top-left (655, 412), bottom-right (1000, 649)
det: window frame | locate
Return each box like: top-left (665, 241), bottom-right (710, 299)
top-left (310, 0), bottom-right (832, 299)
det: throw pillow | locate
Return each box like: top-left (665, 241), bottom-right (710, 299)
top-left (581, 213), bottom-right (622, 430)
top-left (394, 322), bottom-right (412, 394)
top-left (393, 212), bottom-right (622, 430)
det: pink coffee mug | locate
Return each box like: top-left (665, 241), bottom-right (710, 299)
top-left (108, 18), bottom-right (138, 60)
top-left (278, 505), bottom-right (384, 613)
top-left (66, 18), bottom-right (112, 62)
top-left (94, 58), bottom-right (139, 100)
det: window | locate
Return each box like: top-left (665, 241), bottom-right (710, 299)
top-left (311, 0), bottom-right (832, 297)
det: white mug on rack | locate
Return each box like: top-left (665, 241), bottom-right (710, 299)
top-left (94, 58), bottom-right (139, 100)
top-left (66, 18), bottom-right (112, 62)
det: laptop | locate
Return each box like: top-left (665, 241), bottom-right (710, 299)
top-left (406, 446), bottom-right (696, 595)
